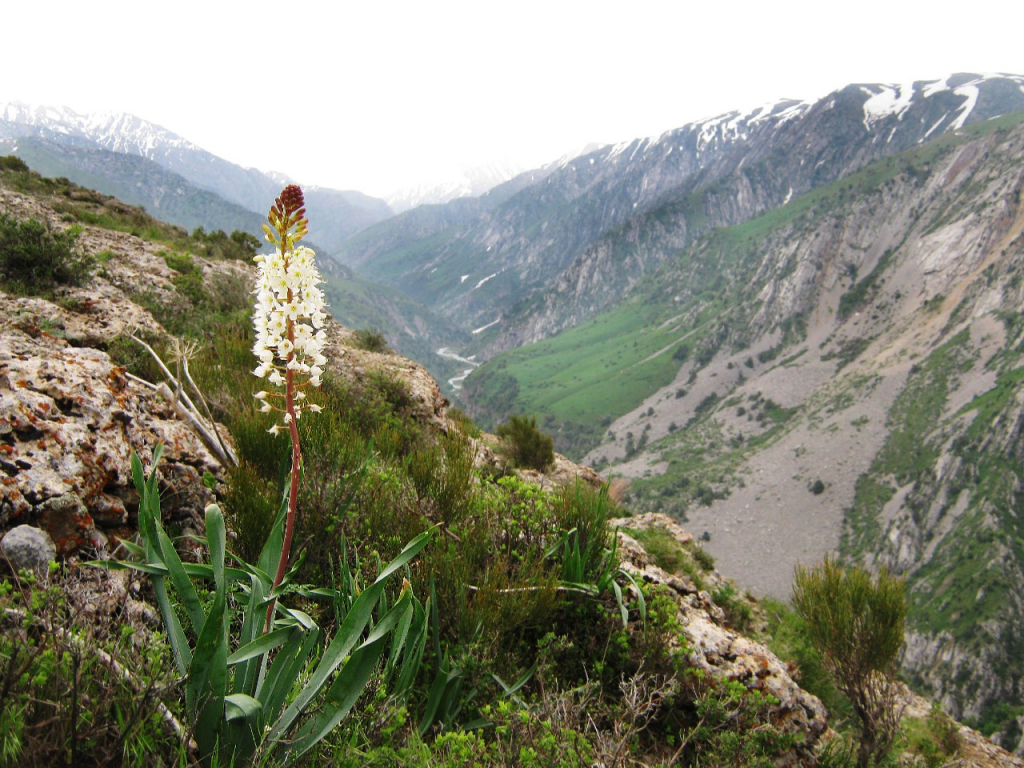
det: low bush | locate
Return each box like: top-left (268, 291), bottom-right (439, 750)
top-left (496, 413), bottom-right (555, 472)
top-left (352, 327), bottom-right (391, 353)
top-left (0, 568), bottom-right (183, 767)
top-left (0, 155), bottom-right (29, 173)
top-left (0, 212), bottom-right (94, 294)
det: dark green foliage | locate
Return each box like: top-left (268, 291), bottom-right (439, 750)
top-left (352, 327), bottom-right (391, 353)
top-left (837, 249), bottom-right (895, 320)
top-left (446, 406), bottom-right (481, 437)
top-left (793, 558), bottom-right (907, 767)
top-left (761, 598), bottom-right (852, 723)
top-left (0, 155), bottom-right (29, 172)
top-left (711, 583), bottom-right (754, 632)
top-left (496, 414), bottom-right (555, 471)
top-left (903, 705), bottom-right (961, 767)
top-left (691, 544), bottom-right (715, 572)
top-left (0, 212), bottom-right (94, 293)
top-left (188, 227), bottom-right (261, 261)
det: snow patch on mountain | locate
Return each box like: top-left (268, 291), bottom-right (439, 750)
top-left (861, 83), bottom-right (915, 129)
top-left (471, 318), bottom-right (501, 335)
top-left (0, 101), bottom-right (201, 161)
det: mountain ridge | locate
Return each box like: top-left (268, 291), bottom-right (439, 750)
top-left (336, 73), bottom-right (1024, 365)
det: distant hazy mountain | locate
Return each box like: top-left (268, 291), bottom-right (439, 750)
top-left (386, 161), bottom-right (526, 213)
top-left (0, 101), bottom-right (393, 251)
top-left (0, 134), bottom-right (267, 236)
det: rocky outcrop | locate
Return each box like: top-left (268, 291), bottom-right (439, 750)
top-left (0, 304), bottom-right (224, 554)
top-left (0, 187), bottom-right (234, 558)
top-left (612, 513), bottom-right (828, 764)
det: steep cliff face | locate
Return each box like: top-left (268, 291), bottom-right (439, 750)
top-left (533, 116), bottom-right (1024, 752)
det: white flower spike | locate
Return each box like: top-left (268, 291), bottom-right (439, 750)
top-left (252, 184), bottom-right (326, 428)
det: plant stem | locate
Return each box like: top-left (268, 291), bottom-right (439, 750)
top-left (264, 254), bottom-right (303, 632)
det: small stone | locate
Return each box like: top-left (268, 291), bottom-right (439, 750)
top-left (37, 492), bottom-right (95, 556)
top-left (90, 492), bottom-right (128, 527)
top-left (1, 524), bottom-right (56, 572)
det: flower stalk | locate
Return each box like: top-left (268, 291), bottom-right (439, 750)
top-left (252, 184), bottom-right (327, 629)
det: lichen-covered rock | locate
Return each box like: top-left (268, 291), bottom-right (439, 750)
top-left (1, 524), bottom-right (56, 572)
top-left (0, 319), bottom-right (224, 555)
top-left (36, 492), bottom-right (95, 556)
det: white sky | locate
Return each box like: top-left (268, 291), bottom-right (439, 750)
top-left (4, 0), bottom-right (1024, 198)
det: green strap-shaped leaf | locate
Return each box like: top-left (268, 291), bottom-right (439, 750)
top-left (383, 596), bottom-right (415, 680)
top-left (233, 575), bottom-right (266, 696)
top-left (393, 596), bottom-right (428, 697)
top-left (154, 575), bottom-right (192, 676)
top-left (224, 693), bottom-right (263, 722)
top-left (493, 660), bottom-right (537, 697)
top-left (419, 659), bottom-right (459, 737)
top-left (180, 563), bottom-right (251, 582)
top-left (257, 626), bottom-right (319, 725)
top-left (156, 527), bottom-right (206, 636)
top-left (91, 560), bottom-right (169, 577)
top-left (611, 580), bottom-right (628, 627)
top-left (186, 506), bottom-right (229, 723)
top-left (227, 626), bottom-right (294, 666)
top-left (283, 636), bottom-right (388, 763)
top-left (116, 538), bottom-right (146, 559)
top-left (281, 600), bottom-right (410, 763)
top-left (257, 495), bottom-right (288, 585)
top-left (279, 607), bottom-right (317, 631)
top-left (267, 529), bottom-right (433, 743)
top-left (129, 449), bottom-right (191, 676)
top-left (619, 569), bottom-right (647, 633)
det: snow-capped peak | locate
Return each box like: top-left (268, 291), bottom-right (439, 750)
top-left (0, 100), bottom-right (201, 161)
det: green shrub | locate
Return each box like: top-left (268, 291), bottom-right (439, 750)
top-left (496, 413), bottom-right (555, 471)
top-left (352, 327), bottom-right (391, 353)
top-left (691, 544), bottom-right (715, 572)
top-left (446, 406), bottom-right (481, 437)
top-left (793, 557), bottom-right (907, 768)
top-left (0, 155), bottom-right (29, 173)
top-left (0, 212), bottom-right (94, 294)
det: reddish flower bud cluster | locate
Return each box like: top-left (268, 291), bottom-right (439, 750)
top-left (280, 184), bottom-right (305, 215)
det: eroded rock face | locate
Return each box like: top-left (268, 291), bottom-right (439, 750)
top-left (0, 309), bottom-right (222, 555)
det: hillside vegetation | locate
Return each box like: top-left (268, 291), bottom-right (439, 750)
top-left (0, 164), bottom-right (844, 766)
top-left (460, 113), bottom-right (1024, 751)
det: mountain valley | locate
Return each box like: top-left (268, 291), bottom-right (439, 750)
top-left (4, 73), bottom-right (1024, 754)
